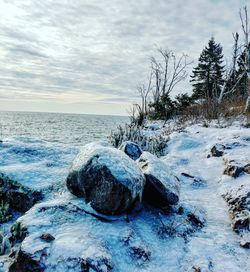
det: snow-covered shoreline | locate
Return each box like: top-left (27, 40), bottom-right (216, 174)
top-left (1, 118), bottom-right (250, 271)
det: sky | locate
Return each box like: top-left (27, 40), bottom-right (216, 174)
top-left (0, 0), bottom-right (248, 116)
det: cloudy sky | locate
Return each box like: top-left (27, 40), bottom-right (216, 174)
top-left (0, 0), bottom-right (248, 115)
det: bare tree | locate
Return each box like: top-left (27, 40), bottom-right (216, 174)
top-left (137, 70), bottom-right (153, 115)
top-left (150, 49), bottom-right (192, 105)
top-left (239, 6), bottom-right (250, 113)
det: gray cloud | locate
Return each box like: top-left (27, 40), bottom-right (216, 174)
top-left (0, 0), bottom-right (248, 114)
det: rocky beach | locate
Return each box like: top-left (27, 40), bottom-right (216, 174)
top-left (1, 117), bottom-right (249, 272)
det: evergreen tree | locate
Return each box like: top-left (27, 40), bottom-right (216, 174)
top-left (174, 93), bottom-right (193, 112)
top-left (235, 47), bottom-right (249, 98)
top-left (190, 37), bottom-right (224, 100)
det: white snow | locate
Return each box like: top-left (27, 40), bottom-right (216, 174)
top-left (1, 120), bottom-right (250, 271)
top-left (0, 136), bottom-right (78, 190)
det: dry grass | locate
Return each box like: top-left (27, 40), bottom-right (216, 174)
top-left (179, 98), bottom-right (246, 123)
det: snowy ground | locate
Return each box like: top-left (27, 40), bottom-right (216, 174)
top-left (162, 122), bottom-right (250, 271)
top-left (0, 120), bottom-right (250, 271)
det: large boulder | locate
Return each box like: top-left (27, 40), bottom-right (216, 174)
top-left (137, 152), bottom-right (179, 207)
top-left (119, 141), bottom-right (142, 160)
top-left (66, 143), bottom-right (145, 215)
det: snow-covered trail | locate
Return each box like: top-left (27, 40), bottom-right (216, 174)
top-left (163, 124), bottom-right (250, 271)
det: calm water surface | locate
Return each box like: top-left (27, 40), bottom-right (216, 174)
top-left (0, 111), bottom-right (127, 146)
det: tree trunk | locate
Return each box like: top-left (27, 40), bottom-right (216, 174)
top-left (244, 72), bottom-right (250, 113)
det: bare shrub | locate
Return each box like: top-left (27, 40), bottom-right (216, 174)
top-left (109, 124), bottom-right (169, 157)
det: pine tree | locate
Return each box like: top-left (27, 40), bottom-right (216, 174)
top-left (235, 48), bottom-right (249, 98)
top-left (190, 37), bottom-right (225, 100)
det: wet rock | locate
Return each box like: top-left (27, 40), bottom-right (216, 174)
top-left (223, 164), bottom-right (244, 178)
top-left (137, 152), bottom-right (179, 207)
top-left (66, 143), bottom-right (145, 215)
top-left (122, 229), bottom-right (151, 263)
top-left (119, 141), bottom-right (142, 160)
top-left (210, 144), bottom-right (225, 157)
top-left (40, 233), bottom-right (55, 242)
top-left (223, 185), bottom-right (250, 232)
top-left (0, 173), bottom-right (43, 213)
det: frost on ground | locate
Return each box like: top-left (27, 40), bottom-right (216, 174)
top-left (0, 120), bottom-right (250, 271)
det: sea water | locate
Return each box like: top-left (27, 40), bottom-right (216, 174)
top-left (0, 111), bottom-right (127, 145)
top-left (0, 111), bottom-right (127, 189)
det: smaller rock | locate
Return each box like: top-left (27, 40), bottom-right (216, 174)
top-left (223, 164), bottom-right (244, 178)
top-left (210, 144), bottom-right (225, 157)
top-left (9, 249), bottom-right (45, 272)
top-left (137, 152), bottom-right (179, 207)
top-left (180, 173), bottom-right (207, 189)
top-left (40, 233), bottom-right (55, 242)
top-left (223, 185), bottom-right (250, 233)
top-left (119, 141), bottom-right (142, 160)
top-left (81, 255), bottom-right (113, 272)
top-left (224, 142), bottom-right (242, 149)
top-left (187, 212), bottom-right (205, 227)
top-left (192, 266), bottom-right (201, 272)
top-left (243, 164), bottom-right (250, 174)
top-left (122, 229), bottom-right (151, 263)
top-left (0, 173), bottom-right (43, 213)
top-left (240, 239), bottom-right (250, 249)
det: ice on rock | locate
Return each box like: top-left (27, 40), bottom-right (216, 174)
top-left (137, 151), bottom-right (179, 206)
top-left (66, 143), bottom-right (145, 214)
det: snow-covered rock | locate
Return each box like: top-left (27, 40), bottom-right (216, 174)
top-left (119, 141), bottom-right (142, 160)
top-left (243, 163), bottom-right (250, 174)
top-left (8, 198), bottom-right (114, 272)
top-left (210, 143), bottom-right (225, 157)
top-left (137, 152), bottom-right (179, 207)
top-left (0, 173), bottom-right (43, 213)
top-left (223, 163), bottom-right (244, 178)
top-left (223, 184), bottom-right (250, 233)
top-left (66, 143), bottom-right (145, 215)
top-left (6, 194), bottom-right (206, 272)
